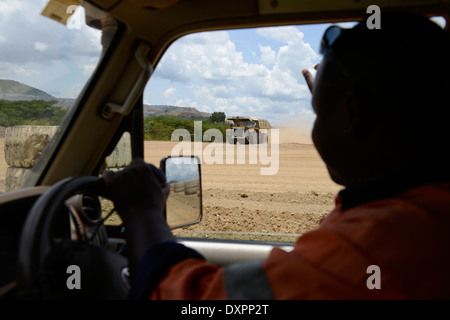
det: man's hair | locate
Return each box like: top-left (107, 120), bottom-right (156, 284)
top-left (330, 11), bottom-right (450, 136)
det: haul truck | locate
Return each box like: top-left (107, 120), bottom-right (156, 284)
top-left (226, 116), bottom-right (271, 144)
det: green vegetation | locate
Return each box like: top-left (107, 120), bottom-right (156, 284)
top-left (0, 99), bottom-right (67, 126)
top-left (209, 111), bottom-right (226, 123)
top-left (0, 100), bottom-right (228, 143)
top-left (144, 116), bottom-right (230, 142)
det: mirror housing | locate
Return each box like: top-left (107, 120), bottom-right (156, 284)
top-left (160, 155), bottom-right (202, 229)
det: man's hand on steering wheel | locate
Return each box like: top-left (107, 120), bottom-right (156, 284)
top-left (102, 158), bottom-right (174, 279)
top-left (102, 158), bottom-right (170, 223)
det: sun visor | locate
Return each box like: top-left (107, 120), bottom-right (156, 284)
top-left (41, 0), bottom-right (83, 25)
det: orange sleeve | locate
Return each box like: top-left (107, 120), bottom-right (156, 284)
top-left (151, 258), bottom-right (227, 300)
top-left (264, 193), bottom-right (450, 299)
top-left (143, 184), bottom-right (450, 300)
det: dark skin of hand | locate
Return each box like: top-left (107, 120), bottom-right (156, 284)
top-left (302, 66), bottom-right (316, 93)
top-left (103, 158), bottom-right (174, 279)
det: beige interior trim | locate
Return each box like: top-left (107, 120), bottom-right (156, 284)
top-left (0, 186), bottom-right (49, 205)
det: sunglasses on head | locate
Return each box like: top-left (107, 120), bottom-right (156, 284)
top-left (316, 25), bottom-right (367, 92)
top-left (319, 25), bottom-right (345, 55)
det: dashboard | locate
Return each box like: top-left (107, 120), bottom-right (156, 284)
top-left (0, 187), bottom-right (49, 292)
top-left (0, 186), bottom-right (126, 298)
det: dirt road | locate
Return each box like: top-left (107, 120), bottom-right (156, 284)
top-left (143, 140), bottom-right (341, 241)
top-left (0, 137), bottom-right (342, 242)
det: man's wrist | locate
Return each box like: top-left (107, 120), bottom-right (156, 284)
top-left (120, 205), bottom-right (164, 223)
top-left (123, 206), bottom-right (174, 242)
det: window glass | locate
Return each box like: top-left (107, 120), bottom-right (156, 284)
top-left (0, 1), bottom-right (117, 193)
top-left (143, 24), bottom-right (343, 243)
top-left (102, 131), bottom-right (131, 226)
top-left (143, 16), bottom-right (446, 242)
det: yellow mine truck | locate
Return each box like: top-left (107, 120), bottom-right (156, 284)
top-left (225, 116), bottom-right (271, 144)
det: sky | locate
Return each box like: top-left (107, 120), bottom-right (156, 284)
top-left (0, 0), bottom-right (446, 132)
top-left (0, 0), bottom-right (327, 132)
top-left (144, 25), bottom-right (327, 129)
top-left (0, 1), bottom-right (102, 99)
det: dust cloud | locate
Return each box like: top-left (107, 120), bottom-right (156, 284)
top-left (275, 118), bottom-right (314, 144)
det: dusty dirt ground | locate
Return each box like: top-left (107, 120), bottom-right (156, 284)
top-left (0, 135), bottom-right (342, 242)
top-left (143, 138), bottom-right (341, 242)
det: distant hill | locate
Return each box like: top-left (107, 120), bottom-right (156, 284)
top-left (0, 80), bottom-right (76, 107)
top-left (143, 105), bottom-right (210, 119)
top-left (0, 79), bottom-right (56, 101)
top-left (0, 79), bottom-right (211, 119)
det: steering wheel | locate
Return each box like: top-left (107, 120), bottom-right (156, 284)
top-left (16, 175), bottom-right (129, 300)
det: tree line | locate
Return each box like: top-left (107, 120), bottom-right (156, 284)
top-left (0, 100), bottom-right (229, 142)
top-left (144, 115), bottom-right (229, 142)
top-left (0, 99), bottom-right (67, 126)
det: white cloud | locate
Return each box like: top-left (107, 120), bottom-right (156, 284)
top-left (0, 1), bottom-right (26, 18)
top-left (212, 85), bottom-right (233, 98)
top-left (259, 44), bottom-right (276, 65)
top-left (34, 41), bottom-right (48, 52)
top-left (0, 1), bottom-right (102, 65)
top-left (0, 62), bottom-right (40, 79)
top-left (0, 0), bottom-right (105, 99)
top-left (256, 26), bottom-right (304, 43)
top-left (1, 0), bottom-right (320, 128)
top-left (81, 63), bottom-right (96, 76)
top-left (164, 87), bottom-right (176, 97)
top-left (147, 25), bottom-right (320, 126)
top-left (155, 31), bottom-right (244, 83)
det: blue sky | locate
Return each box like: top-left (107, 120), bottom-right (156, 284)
top-left (0, 1), bottom-right (445, 133)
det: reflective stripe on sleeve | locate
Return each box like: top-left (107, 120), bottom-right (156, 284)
top-left (223, 259), bottom-right (274, 300)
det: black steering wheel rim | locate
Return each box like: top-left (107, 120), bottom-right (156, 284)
top-left (16, 176), bottom-right (129, 299)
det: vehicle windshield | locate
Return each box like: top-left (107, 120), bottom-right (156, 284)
top-left (142, 24), bottom-right (340, 243)
top-left (231, 120), bottom-right (253, 127)
top-left (140, 16), bottom-right (447, 243)
top-left (0, 1), bottom-right (117, 193)
top-left (1, 1), bottom-right (446, 245)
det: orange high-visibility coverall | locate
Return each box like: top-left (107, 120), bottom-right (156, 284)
top-left (129, 179), bottom-right (450, 300)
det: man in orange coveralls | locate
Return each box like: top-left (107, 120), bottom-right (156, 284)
top-left (104, 12), bottom-right (450, 299)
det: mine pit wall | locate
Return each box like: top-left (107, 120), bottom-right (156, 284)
top-left (3, 126), bottom-right (131, 191)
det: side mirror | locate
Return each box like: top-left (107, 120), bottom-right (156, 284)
top-left (160, 155), bottom-right (202, 229)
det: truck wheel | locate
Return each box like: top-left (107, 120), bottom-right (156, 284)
top-left (227, 134), bottom-right (237, 144)
top-left (260, 133), bottom-right (268, 144)
top-left (249, 131), bottom-right (258, 144)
